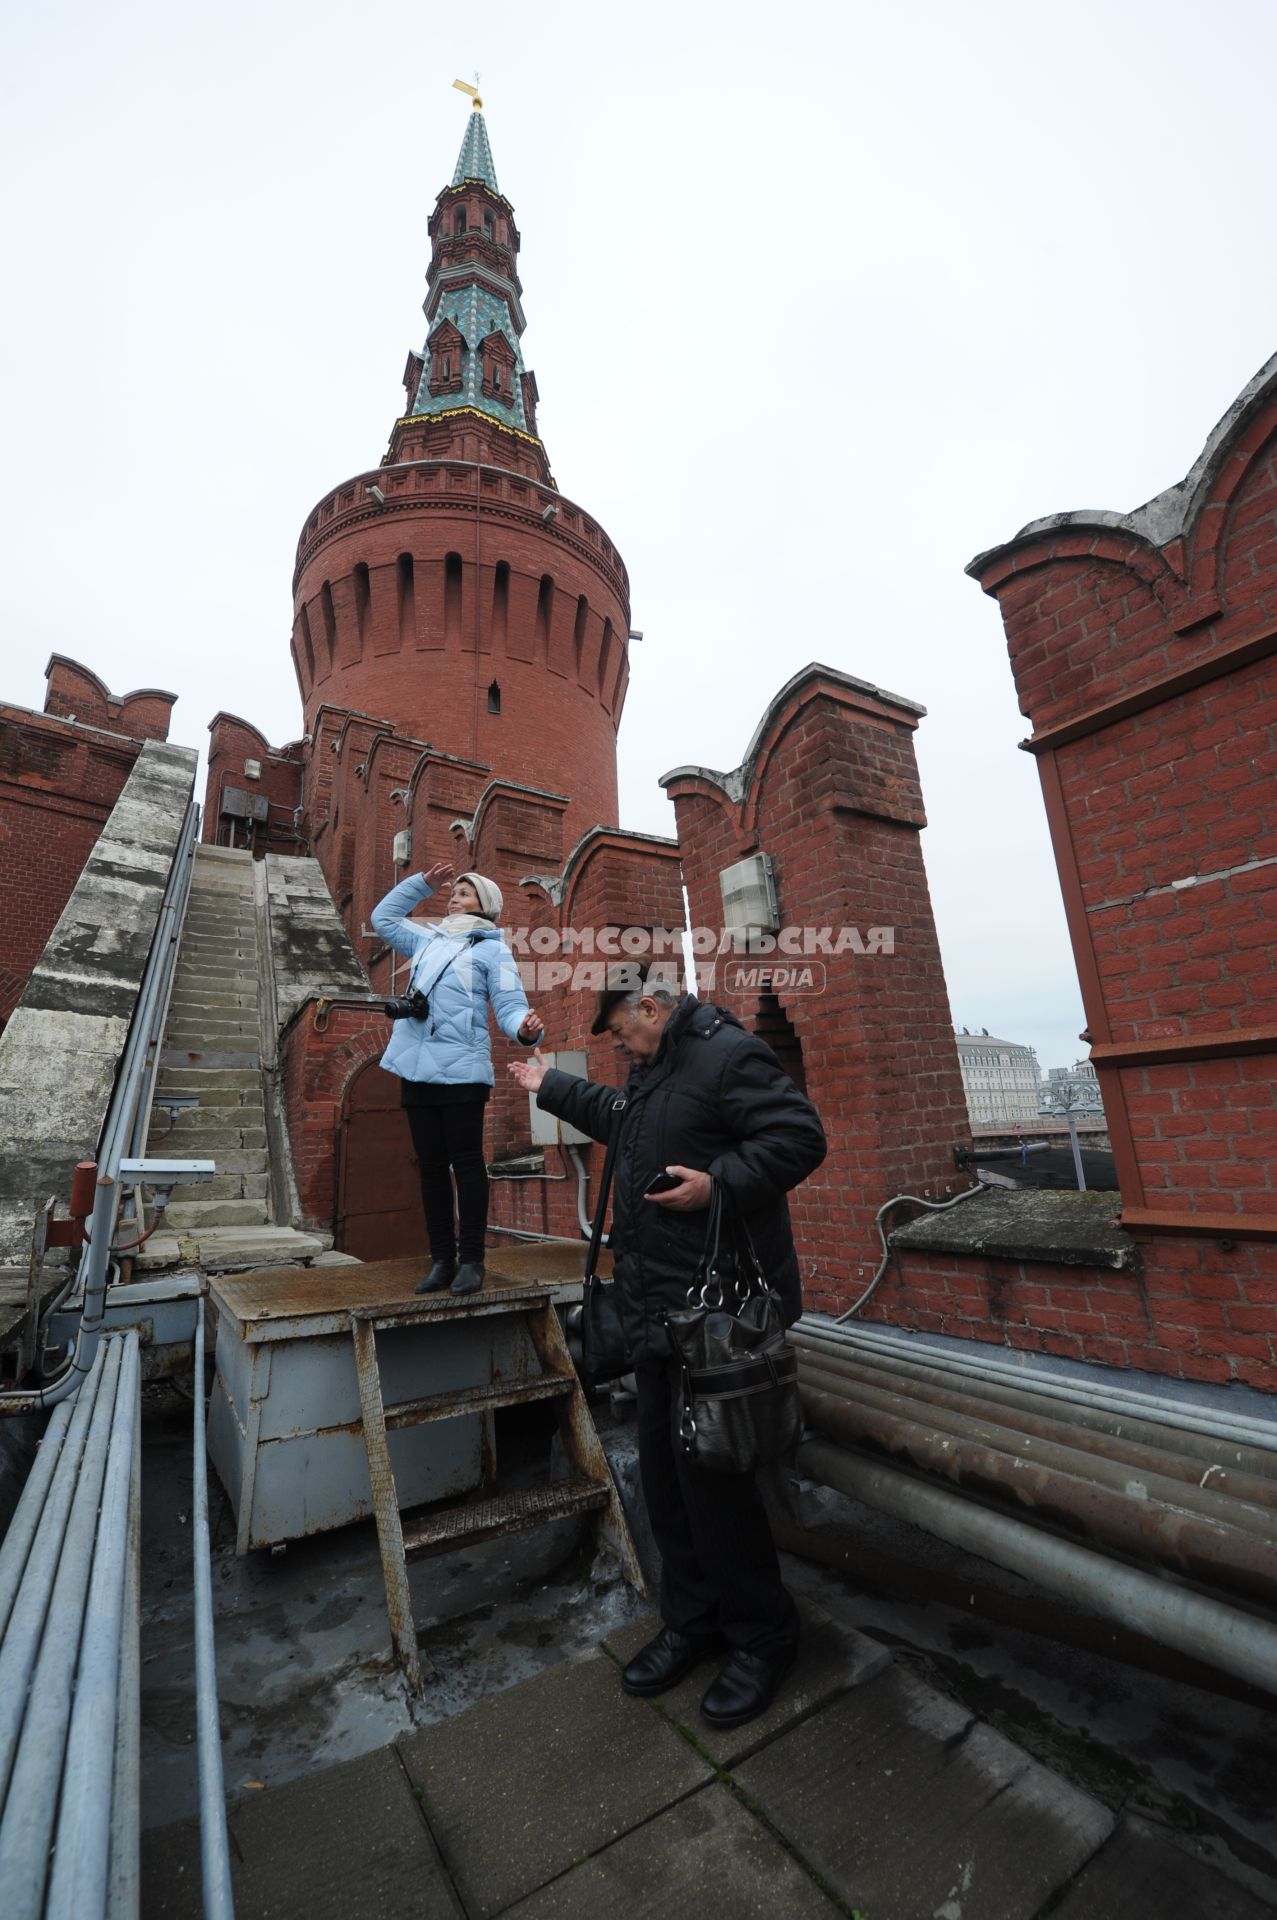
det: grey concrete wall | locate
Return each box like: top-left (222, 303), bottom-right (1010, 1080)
top-left (260, 854), bottom-right (370, 1037)
top-left (0, 740), bottom-right (198, 1265)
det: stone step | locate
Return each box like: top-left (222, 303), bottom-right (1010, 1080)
top-left (137, 1226), bottom-right (328, 1275)
top-left (146, 1125), bottom-right (267, 1152)
top-left (179, 944), bottom-right (257, 963)
top-left (171, 971), bottom-right (257, 992)
top-left (160, 1048), bottom-right (261, 1072)
top-left (183, 919), bottom-right (256, 937)
top-left (164, 1198), bottom-right (271, 1229)
top-left (169, 1173), bottom-right (270, 1201)
top-left (152, 1085), bottom-right (264, 1111)
top-left (166, 1017), bottom-right (260, 1040)
top-left (168, 993), bottom-right (258, 1013)
top-left (155, 1068), bottom-right (261, 1092)
top-left (159, 1103), bottom-right (266, 1130)
top-left (145, 1141), bottom-right (268, 1174)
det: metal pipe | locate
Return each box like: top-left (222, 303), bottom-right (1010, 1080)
top-left (0, 1343), bottom-right (105, 1802)
top-left (796, 1321), bottom-right (1277, 1485)
top-left (46, 1333), bottom-right (140, 1919)
top-left (0, 1338), bottom-right (123, 1911)
top-left (799, 1380), bottom-right (1277, 1607)
top-left (193, 1304), bottom-right (235, 1920)
top-left (798, 1436), bottom-right (1277, 1701)
top-left (834, 1183), bottom-right (990, 1321)
top-left (0, 1398), bottom-right (73, 1640)
top-left (795, 1352), bottom-right (1277, 1543)
top-left (799, 1317), bottom-right (1277, 1458)
top-left (107, 1382), bottom-right (142, 1919)
top-left (567, 1145), bottom-right (592, 1238)
top-left (791, 1336), bottom-right (1277, 1514)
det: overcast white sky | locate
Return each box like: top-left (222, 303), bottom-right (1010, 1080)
top-left (4, 0), bottom-right (1276, 1073)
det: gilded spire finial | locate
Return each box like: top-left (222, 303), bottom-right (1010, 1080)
top-left (453, 77), bottom-right (483, 113)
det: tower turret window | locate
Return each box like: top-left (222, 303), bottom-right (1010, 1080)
top-left (483, 211), bottom-right (494, 239)
top-left (487, 681), bottom-right (502, 715)
top-left (479, 329), bottom-right (517, 404)
top-left (453, 208), bottom-right (468, 235)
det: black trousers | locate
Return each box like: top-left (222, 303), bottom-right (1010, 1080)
top-left (405, 1100), bottom-right (489, 1264)
top-left (635, 1361), bottom-right (798, 1658)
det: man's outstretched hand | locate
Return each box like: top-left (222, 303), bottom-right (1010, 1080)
top-left (508, 1049), bottom-right (549, 1093)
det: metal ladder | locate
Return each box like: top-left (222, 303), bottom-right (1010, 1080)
top-left (350, 1282), bottom-right (644, 1693)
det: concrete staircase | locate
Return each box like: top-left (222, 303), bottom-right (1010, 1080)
top-left (139, 845), bottom-right (326, 1272)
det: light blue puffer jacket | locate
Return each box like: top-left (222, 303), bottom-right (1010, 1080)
top-left (371, 874), bottom-right (534, 1086)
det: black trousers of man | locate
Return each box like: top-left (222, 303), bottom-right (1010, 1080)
top-left (634, 1361), bottom-right (799, 1658)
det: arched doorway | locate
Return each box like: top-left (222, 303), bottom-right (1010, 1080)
top-left (336, 1058), bottom-right (426, 1260)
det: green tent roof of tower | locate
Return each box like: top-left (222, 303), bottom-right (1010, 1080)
top-left (451, 109), bottom-right (499, 192)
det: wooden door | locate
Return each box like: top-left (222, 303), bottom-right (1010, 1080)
top-left (337, 1060), bottom-right (426, 1260)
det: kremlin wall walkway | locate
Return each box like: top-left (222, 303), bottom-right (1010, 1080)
top-left (138, 1600), bottom-right (1272, 1920)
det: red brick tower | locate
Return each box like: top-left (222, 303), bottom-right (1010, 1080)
top-left (290, 96), bottom-right (630, 846)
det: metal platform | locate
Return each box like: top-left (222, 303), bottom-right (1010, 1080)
top-left (205, 1247), bottom-right (611, 1557)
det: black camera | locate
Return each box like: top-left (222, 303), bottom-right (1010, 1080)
top-left (383, 989), bottom-right (430, 1022)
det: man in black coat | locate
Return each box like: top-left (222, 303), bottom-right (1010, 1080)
top-left (509, 970), bottom-right (826, 1728)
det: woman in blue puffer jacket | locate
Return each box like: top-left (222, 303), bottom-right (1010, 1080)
top-left (371, 861), bottom-right (542, 1297)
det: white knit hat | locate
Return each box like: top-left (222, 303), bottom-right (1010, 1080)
top-left (457, 871), bottom-right (503, 921)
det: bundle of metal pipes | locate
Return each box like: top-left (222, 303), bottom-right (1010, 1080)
top-left (791, 1316), bottom-right (1277, 1696)
top-left (0, 1332), bottom-right (141, 1916)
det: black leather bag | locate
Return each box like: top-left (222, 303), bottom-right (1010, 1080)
top-left (579, 1094), bottom-right (628, 1388)
top-left (664, 1184), bottom-right (802, 1475)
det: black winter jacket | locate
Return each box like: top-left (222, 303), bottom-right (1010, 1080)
top-left (536, 997), bottom-right (827, 1362)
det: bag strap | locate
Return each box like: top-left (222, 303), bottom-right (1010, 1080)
top-left (409, 933), bottom-right (476, 1003)
top-left (584, 1094), bottom-right (628, 1281)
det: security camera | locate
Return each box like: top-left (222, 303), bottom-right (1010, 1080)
top-left (541, 503), bottom-right (558, 523)
top-left (365, 484), bottom-right (386, 505)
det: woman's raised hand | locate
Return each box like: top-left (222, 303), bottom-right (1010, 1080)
top-left (508, 1050), bottom-right (549, 1093)
top-left (422, 862), bottom-right (456, 890)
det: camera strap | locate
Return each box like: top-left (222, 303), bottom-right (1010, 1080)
top-left (408, 934), bottom-right (477, 1006)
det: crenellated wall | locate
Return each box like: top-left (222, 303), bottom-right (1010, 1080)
top-left (663, 664), bottom-right (975, 1317)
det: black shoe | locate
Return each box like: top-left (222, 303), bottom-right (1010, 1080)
top-left (621, 1626), bottom-right (722, 1698)
top-left (700, 1641), bottom-right (798, 1729)
top-left (415, 1258), bottom-right (455, 1295)
top-left (450, 1261), bottom-right (485, 1296)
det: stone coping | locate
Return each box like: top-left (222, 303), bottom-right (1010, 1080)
top-left (889, 1187), bottom-right (1135, 1270)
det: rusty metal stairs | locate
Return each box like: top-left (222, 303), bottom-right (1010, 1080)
top-left (350, 1281), bottom-right (644, 1693)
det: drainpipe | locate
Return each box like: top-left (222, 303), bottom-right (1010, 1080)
top-left (798, 1437), bottom-right (1277, 1702)
top-left (798, 1318), bottom-right (1277, 1459)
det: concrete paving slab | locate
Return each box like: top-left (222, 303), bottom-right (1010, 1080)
top-left (736, 1665), bottom-right (1113, 1920)
top-left (1048, 1814), bottom-right (1276, 1920)
top-left (398, 1644), bottom-right (713, 1918)
top-left (142, 1747), bottom-right (463, 1919)
top-left (501, 1779), bottom-right (842, 1919)
top-left (604, 1603), bottom-right (891, 1768)
top-left (232, 1746), bottom-right (462, 1920)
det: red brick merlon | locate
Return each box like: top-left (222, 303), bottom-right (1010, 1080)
top-left (44, 654), bottom-right (177, 743)
top-left (660, 660), bottom-right (973, 1319)
top-left (966, 350), bottom-right (1277, 1273)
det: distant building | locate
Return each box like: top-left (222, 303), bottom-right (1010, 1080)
top-left (955, 1028), bottom-right (1042, 1128)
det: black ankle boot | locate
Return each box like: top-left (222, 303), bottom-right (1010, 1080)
top-left (451, 1261), bottom-right (485, 1296)
top-left (415, 1257), bottom-right (456, 1295)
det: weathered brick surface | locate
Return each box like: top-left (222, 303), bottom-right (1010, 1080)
top-left (666, 670), bottom-right (974, 1319)
top-left (962, 363), bottom-right (1277, 1386)
top-left (203, 713), bottom-right (305, 858)
top-left (0, 701), bottom-right (149, 1022)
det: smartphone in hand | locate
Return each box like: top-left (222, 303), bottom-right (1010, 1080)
top-left (644, 1169), bottom-right (681, 1195)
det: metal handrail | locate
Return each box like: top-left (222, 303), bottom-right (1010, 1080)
top-left (0, 798), bottom-right (202, 1411)
top-left (193, 1304), bottom-right (234, 1918)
